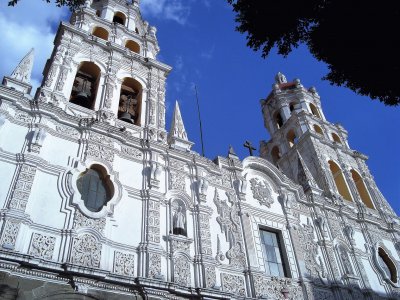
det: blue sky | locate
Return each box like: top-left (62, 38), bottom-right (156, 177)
top-left (0, 0), bottom-right (399, 213)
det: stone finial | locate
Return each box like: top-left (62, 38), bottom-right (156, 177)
top-left (168, 101), bottom-right (193, 151)
top-left (11, 48), bottom-right (34, 84)
top-left (275, 72), bottom-right (287, 84)
top-left (227, 145), bottom-right (239, 159)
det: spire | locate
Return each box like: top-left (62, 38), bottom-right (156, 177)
top-left (11, 48), bottom-right (34, 84)
top-left (168, 101), bottom-right (193, 152)
top-left (296, 150), bottom-right (318, 192)
top-left (2, 48), bottom-right (34, 94)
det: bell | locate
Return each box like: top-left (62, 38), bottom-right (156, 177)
top-left (73, 91), bottom-right (90, 108)
top-left (119, 111), bottom-right (134, 124)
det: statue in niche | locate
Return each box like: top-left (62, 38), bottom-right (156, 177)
top-left (173, 206), bottom-right (186, 236)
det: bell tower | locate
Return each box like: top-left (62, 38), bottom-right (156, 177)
top-left (36, 0), bottom-right (171, 142)
top-left (260, 73), bottom-right (396, 219)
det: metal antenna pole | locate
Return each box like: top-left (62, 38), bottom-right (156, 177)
top-left (195, 85), bottom-right (205, 157)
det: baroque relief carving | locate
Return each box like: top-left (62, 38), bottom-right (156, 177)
top-left (0, 220), bottom-right (21, 249)
top-left (29, 233), bottom-right (56, 260)
top-left (173, 255), bottom-right (191, 286)
top-left (56, 125), bottom-right (80, 138)
top-left (147, 200), bottom-right (160, 243)
top-left (169, 171), bottom-right (186, 191)
top-left (73, 210), bottom-right (106, 233)
top-left (89, 132), bottom-right (114, 147)
top-left (148, 253), bottom-right (161, 278)
top-left (249, 177), bottom-right (274, 207)
top-left (204, 265), bottom-right (216, 288)
top-left (71, 234), bottom-right (102, 268)
top-left (253, 275), bottom-right (303, 299)
top-left (86, 144), bottom-right (114, 162)
top-left (121, 146), bottom-right (143, 159)
top-left (221, 273), bottom-right (245, 296)
top-left (198, 214), bottom-right (212, 256)
top-left (213, 190), bottom-right (246, 269)
top-left (8, 164), bottom-right (36, 211)
top-left (114, 251), bottom-right (135, 276)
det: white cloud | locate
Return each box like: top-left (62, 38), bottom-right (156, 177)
top-left (0, 2), bottom-right (68, 94)
top-left (141, 0), bottom-right (191, 25)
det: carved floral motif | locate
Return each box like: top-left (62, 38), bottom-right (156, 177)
top-left (249, 178), bottom-right (274, 207)
top-left (73, 210), bottom-right (106, 233)
top-left (114, 251), bottom-right (135, 276)
top-left (86, 144), bottom-right (114, 162)
top-left (253, 276), bottom-right (303, 299)
top-left (221, 273), bottom-right (245, 296)
top-left (170, 171), bottom-right (186, 191)
top-left (8, 164), bottom-right (36, 211)
top-left (71, 234), bottom-right (102, 268)
top-left (148, 253), bottom-right (161, 278)
top-left (121, 146), bottom-right (143, 159)
top-left (56, 125), bottom-right (80, 138)
top-left (0, 220), bottom-right (21, 249)
top-left (174, 255), bottom-right (191, 286)
top-left (29, 233), bottom-right (56, 260)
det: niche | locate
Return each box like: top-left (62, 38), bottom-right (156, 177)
top-left (171, 199), bottom-right (187, 236)
top-left (113, 11), bottom-right (126, 26)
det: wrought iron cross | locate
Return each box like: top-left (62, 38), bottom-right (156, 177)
top-left (243, 140), bottom-right (256, 156)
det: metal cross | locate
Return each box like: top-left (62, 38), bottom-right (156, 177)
top-left (243, 140), bottom-right (256, 156)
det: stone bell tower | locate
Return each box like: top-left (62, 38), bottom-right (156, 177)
top-left (36, 0), bottom-right (171, 142)
top-left (260, 73), bottom-right (396, 219)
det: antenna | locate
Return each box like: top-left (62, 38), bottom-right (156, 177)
top-left (194, 85), bottom-right (205, 157)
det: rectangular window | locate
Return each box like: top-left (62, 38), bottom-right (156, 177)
top-left (260, 229), bottom-right (286, 277)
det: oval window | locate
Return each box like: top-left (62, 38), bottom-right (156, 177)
top-left (378, 247), bottom-right (397, 283)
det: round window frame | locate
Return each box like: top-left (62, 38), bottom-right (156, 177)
top-left (70, 160), bottom-right (122, 218)
top-left (373, 243), bottom-right (400, 287)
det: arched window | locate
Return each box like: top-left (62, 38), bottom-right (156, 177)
top-left (118, 77), bottom-right (142, 125)
top-left (351, 170), bottom-right (374, 209)
top-left (70, 61), bottom-right (101, 109)
top-left (92, 26), bottom-right (109, 41)
top-left (328, 161), bottom-right (353, 201)
top-left (125, 40), bottom-right (140, 54)
top-left (77, 165), bottom-right (114, 212)
top-left (287, 129), bottom-right (297, 148)
top-left (378, 247), bottom-right (397, 283)
top-left (113, 11), bottom-right (126, 25)
top-left (309, 103), bottom-right (321, 118)
top-left (275, 112), bottom-right (283, 129)
top-left (313, 124), bottom-right (323, 135)
top-left (332, 133), bottom-right (342, 144)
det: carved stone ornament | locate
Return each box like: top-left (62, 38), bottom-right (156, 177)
top-left (148, 253), bottom-right (161, 278)
top-left (28, 233), bottom-right (56, 260)
top-left (204, 265), bottom-right (216, 288)
top-left (253, 275), bottom-right (303, 300)
top-left (221, 273), bottom-right (245, 296)
top-left (249, 177), bottom-right (274, 207)
top-left (213, 190), bottom-right (246, 269)
top-left (8, 164), bottom-right (36, 211)
top-left (169, 171), bottom-right (186, 191)
top-left (71, 234), bottom-right (102, 268)
top-left (173, 255), bottom-right (191, 286)
top-left (86, 144), bottom-right (114, 162)
top-left (56, 125), bottom-right (80, 138)
top-left (0, 220), bottom-right (21, 250)
top-left (121, 146), bottom-right (143, 159)
top-left (10, 48), bottom-right (34, 84)
top-left (168, 234), bottom-right (192, 254)
top-left (147, 200), bottom-right (160, 243)
top-left (73, 210), bottom-right (106, 233)
top-left (114, 251), bottom-right (135, 276)
top-left (199, 214), bottom-right (212, 256)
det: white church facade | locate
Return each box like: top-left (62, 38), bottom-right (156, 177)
top-left (0, 0), bottom-right (399, 299)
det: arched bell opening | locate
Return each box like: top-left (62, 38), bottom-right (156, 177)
top-left (351, 169), bottom-right (375, 209)
top-left (69, 61), bottom-right (101, 110)
top-left (309, 103), bottom-right (321, 118)
top-left (118, 77), bottom-right (142, 126)
top-left (274, 111), bottom-right (284, 129)
top-left (313, 124), bottom-right (324, 136)
top-left (113, 11), bottom-right (126, 26)
top-left (331, 132), bottom-right (342, 143)
top-left (287, 129), bottom-right (297, 148)
top-left (271, 146), bottom-right (281, 164)
top-left (92, 26), bottom-right (109, 41)
top-left (125, 40), bottom-right (140, 54)
top-left (328, 160), bottom-right (353, 202)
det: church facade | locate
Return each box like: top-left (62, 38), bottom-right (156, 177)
top-left (0, 1), bottom-right (399, 299)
